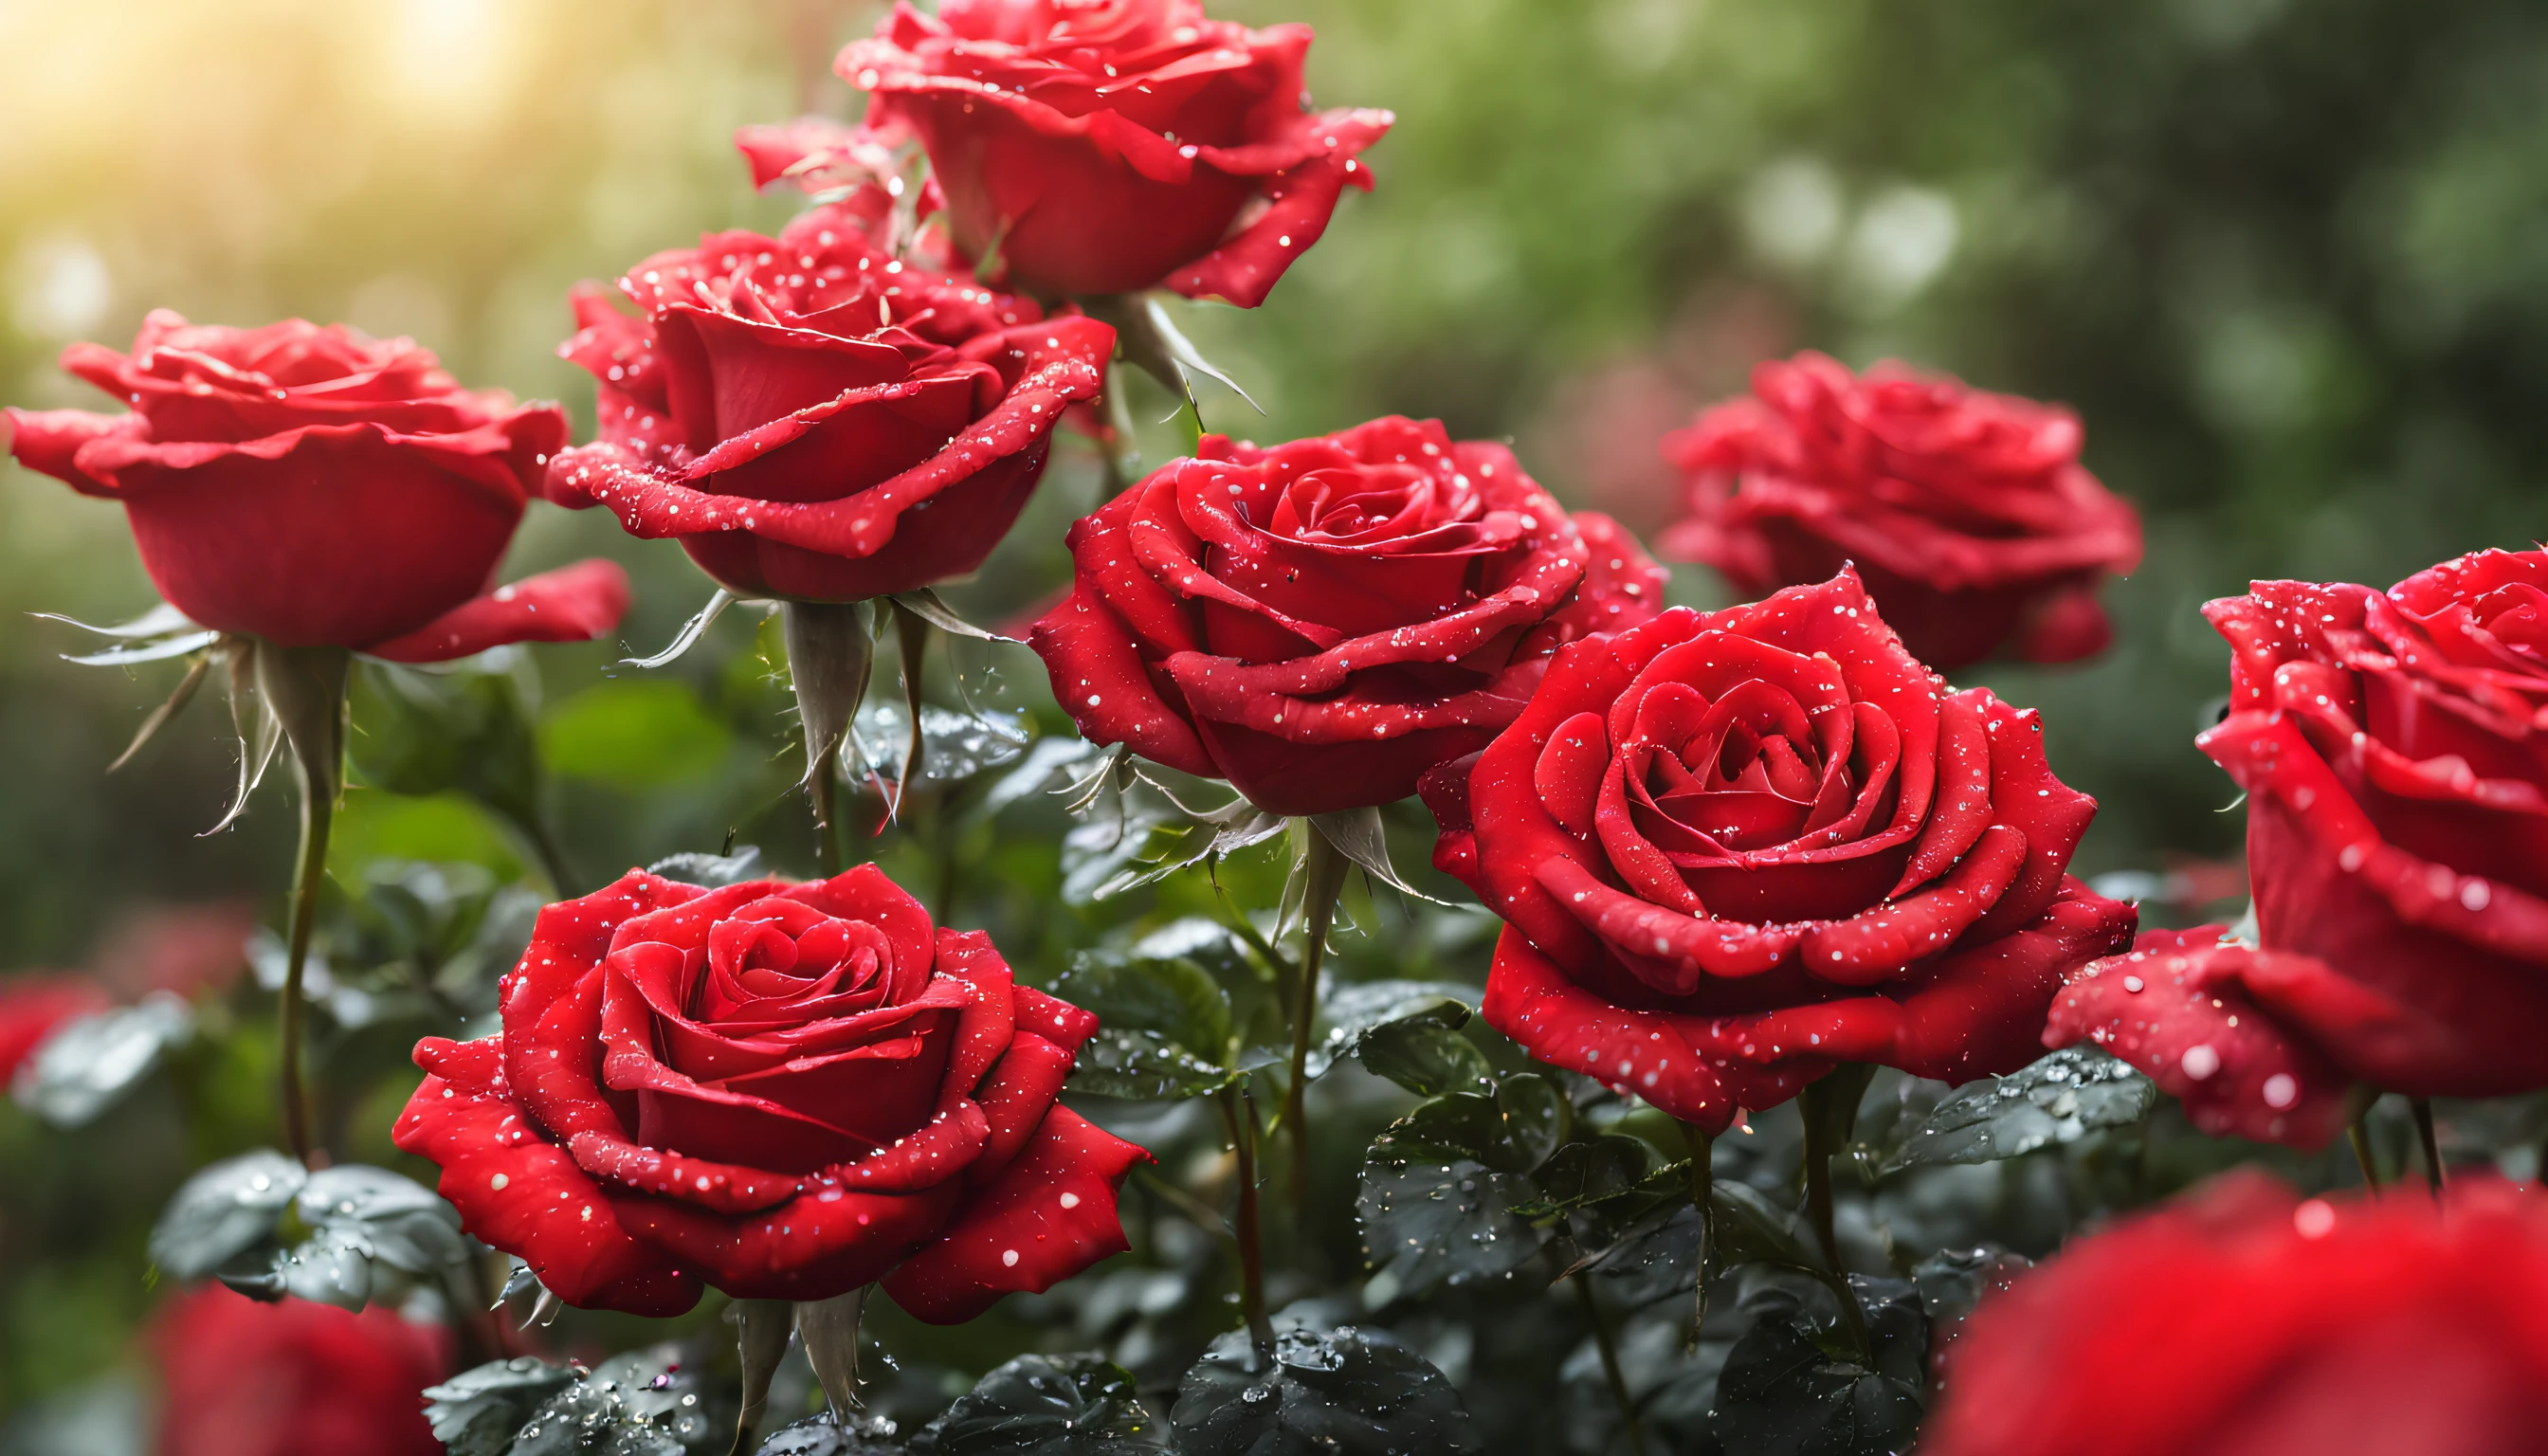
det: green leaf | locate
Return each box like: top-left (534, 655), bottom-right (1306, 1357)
top-left (1066, 1028), bottom-right (1247, 1101)
top-left (149, 1150), bottom-right (306, 1281)
top-left (430, 1346), bottom-right (737, 1456)
top-left (540, 680), bottom-right (732, 790)
top-left (1311, 979), bottom-right (1478, 1079)
top-left (1884, 1047), bottom-right (2157, 1173)
top-left (424, 1358), bottom-right (579, 1456)
top-left (921, 1353), bottom-right (1167, 1455)
top-left (11, 993), bottom-right (193, 1127)
top-left (648, 846), bottom-right (768, 889)
top-left (1493, 1073), bottom-right (1570, 1174)
top-left (1708, 1178), bottom-right (1827, 1278)
top-left (1356, 1093), bottom-right (1553, 1300)
top-left (753, 1413), bottom-right (909, 1454)
top-left (1709, 1284), bottom-right (1925, 1456)
top-left (349, 661), bottom-right (541, 823)
top-left (848, 702), bottom-right (1028, 788)
top-left (1053, 952), bottom-right (1231, 1064)
top-left (216, 1164), bottom-right (466, 1313)
top-left (1354, 1022), bottom-right (1492, 1100)
top-left (1169, 1326), bottom-right (1482, 1456)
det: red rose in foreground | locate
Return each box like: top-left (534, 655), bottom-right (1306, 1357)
top-left (1926, 1172), bottom-right (2548, 1456)
top-left (5, 312), bottom-right (625, 663)
top-left (544, 199), bottom-right (1111, 602)
top-left (152, 1283), bottom-right (449, 1456)
top-left (842, 0), bottom-right (1392, 305)
top-left (1660, 352), bottom-right (2142, 670)
top-left (2074, 549), bottom-right (2548, 1129)
top-left (393, 864), bottom-right (1143, 1320)
top-left (1028, 415), bottom-right (1669, 815)
top-left (1424, 569), bottom-right (2136, 1130)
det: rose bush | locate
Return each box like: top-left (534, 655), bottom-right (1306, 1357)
top-left (2046, 548), bottom-right (2548, 1140)
top-left (1028, 415), bottom-right (1669, 815)
top-left (4, 312), bottom-right (625, 661)
top-left (152, 1283), bottom-right (450, 1456)
top-left (1661, 352), bottom-right (2143, 670)
top-left (1423, 568), bottom-right (2137, 1129)
top-left (543, 198), bottom-right (1113, 603)
top-left (393, 864), bottom-right (1143, 1320)
top-left (841, 0), bottom-right (1392, 305)
top-left (1925, 1172), bottom-right (2548, 1456)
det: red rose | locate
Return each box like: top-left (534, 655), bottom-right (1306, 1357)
top-left (1660, 352), bottom-right (2142, 670)
top-left (2065, 549), bottom-right (2548, 1137)
top-left (151, 1283), bottom-right (450, 1456)
top-left (841, 0), bottom-right (1392, 305)
top-left (1027, 415), bottom-right (1670, 815)
top-left (543, 200), bottom-right (1112, 603)
top-left (1423, 568), bottom-right (2136, 1130)
top-left (392, 864), bottom-right (1143, 1321)
top-left (2047, 927), bottom-right (2357, 1147)
top-left (5, 312), bottom-right (625, 663)
top-left (0, 974), bottom-right (111, 1084)
top-left (1926, 1172), bottom-right (2548, 1456)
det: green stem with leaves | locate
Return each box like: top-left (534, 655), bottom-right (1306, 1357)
top-left (256, 642), bottom-right (349, 1169)
top-left (1219, 1086), bottom-right (1275, 1353)
top-left (1283, 822), bottom-right (1351, 1228)
top-left (1797, 1064), bottom-right (1873, 1274)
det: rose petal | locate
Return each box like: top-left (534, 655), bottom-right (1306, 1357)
top-left (879, 1107), bottom-right (1146, 1324)
top-left (362, 558), bottom-right (629, 663)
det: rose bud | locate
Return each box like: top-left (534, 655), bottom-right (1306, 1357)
top-left (393, 863), bottom-right (1145, 1321)
top-left (1424, 567), bottom-right (2137, 1131)
top-left (1925, 1171), bottom-right (2548, 1456)
top-left (1028, 415), bottom-right (1670, 816)
top-left (4, 312), bottom-right (628, 662)
top-left (152, 1283), bottom-right (450, 1456)
top-left (2048, 549), bottom-right (2548, 1142)
top-left (541, 199), bottom-right (1112, 605)
top-left (841, 0), bottom-right (1392, 306)
top-left (1661, 352), bottom-right (2142, 670)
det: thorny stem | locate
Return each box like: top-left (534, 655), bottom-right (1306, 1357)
top-left (892, 602), bottom-right (931, 821)
top-left (2411, 1098), bottom-right (2445, 1196)
top-left (1573, 1276), bottom-right (1647, 1456)
top-left (2350, 1115), bottom-right (2384, 1192)
top-left (1678, 1121), bottom-right (1715, 1351)
top-left (279, 779), bottom-right (332, 1167)
top-left (260, 643), bottom-right (348, 1170)
top-left (809, 759), bottom-right (846, 877)
top-left (1798, 1075), bottom-right (1858, 1275)
top-left (1220, 1085), bottom-right (1276, 1353)
top-left (1283, 822), bottom-right (1351, 1229)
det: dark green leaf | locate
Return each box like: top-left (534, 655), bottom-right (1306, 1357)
top-left (424, 1358), bottom-right (579, 1456)
top-left (1357, 1095), bottom-right (1550, 1301)
top-left (1709, 1178), bottom-right (1826, 1278)
top-left (755, 1413), bottom-right (909, 1455)
top-left (1493, 1074), bottom-right (1570, 1174)
top-left (1884, 1047), bottom-right (2157, 1173)
top-left (351, 661), bottom-right (542, 821)
top-left (441, 1346), bottom-right (733, 1456)
top-left (12, 994), bottom-right (192, 1127)
top-left (919, 1353), bottom-right (1165, 1454)
top-left (1311, 979), bottom-right (1477, 1078)
top-left (849, 702), bottom-right (1028, 787)
top-left (1354, 1022), bottom-right (1492, 1099)
top-left (1053, 953), bottom-right (1230, 1063)
top-left (1170, 1326), bottom-right (1482, 1456)
top-left (1710, 1293), bottom-right (1924, 1456)
top-left (296, 1165), bottom-right (467, 1274)
top-left (648, 846), bottom-right (768, 889)
top-left (1065, 1029), bottom-right (1247, 1101)
top-left (1911, 1245), bottom-right (2030, 1346)
top-left (149, 1150), bottom-right (305, 1280)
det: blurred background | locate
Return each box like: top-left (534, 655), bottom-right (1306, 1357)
top-left (2, 0), bottom-right (2543, 1444)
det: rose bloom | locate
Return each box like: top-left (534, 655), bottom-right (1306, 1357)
top-left (152, 1283), bottom-right (449, 1456)
top-left (1423, 568), bottom-right (2136, 1129)
top-left (2049, 548), bottom-right (2548, 1143)
top-left (543, 197), bottom-right (1112, 603)
top-left (841, 0), bottom-right (1392, 305)
top-left (1028, 415), bottom-right (1671, 816)
top-left (394, 864), bottom-right (1143, 1320)
top-left (1926, 1172), bottom-right (2548, 1456)
top-left (1660, 352), bottom-right (2142, 671)
top-left (5, 312), bottom-right (625, 662)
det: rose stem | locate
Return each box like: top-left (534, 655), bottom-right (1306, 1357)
top-left (258, 643), bottom-right (349, 1169)
top-left (1573, 1275), bottom-right (1647, 1456)
top-left (1283, 821), bottom-right (1351, 1230)
top-left (1678, 1120), bottom-right (1715, 1351)
top-left (781, 602), bottom-right (873, 878)
top-left (1219, 1084), bottom-right (1276, 1353)
top-left (1797, 1065), bottom-right (1873, 1274)
top-left (2411, 1098), bottom-right (2445, 1196)
top-left (892, 602), bottom-right (930, 822)
top-left (2349, 1114), bottom-right (2384, 1192)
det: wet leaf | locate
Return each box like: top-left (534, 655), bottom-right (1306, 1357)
top-left (432, 1346), bottom-right (735, 1456)
top-left (424, 1358), bottom-right (580, 1456)
top-left (648, 846), bottom-right (769, 889)
top-left (10, 993), bottom-right (193, 1127)
top-left (1354, 1023), bottom-right (1492, 1100)
top-left (982, 737), bottom-right (1108, 817)
top-left (148, 1150), bottom-right (307, 1280)
top-left (350, 660), bottom-right (542, 825)
top-left (1884, 1047), bottom-right (2156, 1173)
top-left (1357, 1095), bottom-right (1552, 1301)
top-left (1170, 1326), bottom-right (1482, 1456)
top-left (1710, 1285), bottom-right (1924, 1456)
top-left (920, 1352), bottom-right (1166, 1454)
top-left (296, 1164), bottom-right (468, 1273)
top-left (754, 1413), bottom-right (910, 1455)
top-left (849, 702), bottom-right (1028, 787)
top-left (1055, 951), bottom-right (1231, 1063)
top-left (1310, 980), bottom-right (1478, 1079)
top-left (1708, 1179), bottom-right (1826, 1278)
top-left (1066, 1029), bottom-right (1247, 1101)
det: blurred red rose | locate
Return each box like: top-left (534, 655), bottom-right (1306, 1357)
top-left (1424, 568), bottom-right (2136, 1130)
top-left (841, 0), bottom-right (1392, 305)
top-left (152, 1283), bottom-right (449, 1456)
top-left (0, 975), bottom-right (111, 1084)
top-left (2054, 549), bottom-right (2548, 1143)
top-left (1660, 352), bottom-right (2142, 670)
top-left (5, 312), bottom-right (624, 663)
top-left (1028, 415), bottom-right (1669, 815)
top-left (543, 199), bottom-right (1111, 603)
top-left (395, 864), bottom-right (1143, 1321)
top-left (1926, 1171), bottom-right (2548, 1456)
